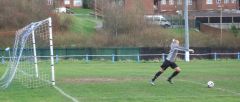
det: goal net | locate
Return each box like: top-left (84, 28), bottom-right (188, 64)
top-left (0, 18), bottom-right (55, 89)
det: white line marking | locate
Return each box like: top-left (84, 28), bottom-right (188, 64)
top-left (80, 95), bottom-right (239, 100)
top-left (53, 86), bottom-right (79, 102)
top-left (177, 78), bottom-right (240, 95)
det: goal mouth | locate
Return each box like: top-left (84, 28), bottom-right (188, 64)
top-left (0, 17), bottom-right (55, 89)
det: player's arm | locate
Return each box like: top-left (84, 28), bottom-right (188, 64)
top-left (174, 46), bottom-right (194, 53)
top-left (174, 46), bottom-right (188, 51)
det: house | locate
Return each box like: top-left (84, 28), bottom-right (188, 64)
top-left (153, 0), bottom-right (240, 29)
top-left (47, 0), bottom-right (82, 8)
top-left (94, 0), bottom-right (154, 14)
top-left (123, 0), bottom-right (154, 14)
top-left (155, 0), bottom-right (239, 14)
top-left (60, 0), bottom-right (83, 8)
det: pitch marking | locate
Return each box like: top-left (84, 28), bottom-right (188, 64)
top-left (54, 86), bottom-right (79, 102)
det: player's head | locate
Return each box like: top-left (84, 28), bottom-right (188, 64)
top-left (172, 39), bottom-right (179, 45)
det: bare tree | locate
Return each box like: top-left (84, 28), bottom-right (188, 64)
top-left (102, 0), bottom-right (146, 37)
top-left (0, 0), bottom-right (52, 29)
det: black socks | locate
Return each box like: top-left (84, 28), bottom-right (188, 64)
top-left (168, 71), bottom-right (180, 80)
top-left (152, 71), bottom-right (162, 82)
top-left (152, 71), bottom-right (180, 82)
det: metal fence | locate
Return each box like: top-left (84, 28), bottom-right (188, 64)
top-left (1, 52), bottom-right (240, 64)
top-left (1, 48), bottom-right (240, 64)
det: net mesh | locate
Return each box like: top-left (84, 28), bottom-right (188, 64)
top-left (0, 18), bottom-right (53, 89)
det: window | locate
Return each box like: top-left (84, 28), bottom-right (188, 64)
top-left (216, 0), bottom-right (221, 4)
top-left (206, 0), bottom-right (213, 4)
top-left (161, 0), bottom-right (166, 5)
top-left (231, 0), bottom-right (236, 3)
top-left (224, 0), bottom-right (229, 3)
top-left (188, 0), bottom-right (192, 5)
top-left (177, 0), bottom-right (182, 5)
top-left (64, 0), bottom-right (70, 5)
top-left (74, 0), bottom-right (82, 6)
top-left (47, 0), bottom-right (53, 5)
top-left (169, 0), bottom-right (174, 5)
top-left (115, 0), bottom-right (124, 6)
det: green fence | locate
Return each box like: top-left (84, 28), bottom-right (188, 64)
top-left (1, 47), bottom-right (239, 63)
top-left (53, 48), bottom-right (140, 61)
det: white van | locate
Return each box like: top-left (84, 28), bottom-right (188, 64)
top-left (144, 15), bottom-right (171, 28)
top-left (54, 7), bottom-right (67, 13)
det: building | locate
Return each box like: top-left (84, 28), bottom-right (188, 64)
top-left (124, 0), bottom-right (154, 14)
top-left (95, 0), bottom-right (154, 14)
top-left (60, 0), bottom-right (83, 8)
top-left (155, 0), bottom-right (239, 14)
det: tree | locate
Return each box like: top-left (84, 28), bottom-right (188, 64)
top-left (102, 0), bottom-right (146, 36)
top-left (83, 0), bottom-right (93, 8)
top-left (0, 0), bottom-right (52, 29)
top-left (231, 25), bottom-right (240, 37)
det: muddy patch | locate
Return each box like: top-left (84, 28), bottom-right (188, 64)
top-left (61, 77), bottom-right (144, 84)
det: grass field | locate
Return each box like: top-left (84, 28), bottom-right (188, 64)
top-left (0, 60), bottom-right (240, 102)
top-left (69, 8), bottom-right (97, 35)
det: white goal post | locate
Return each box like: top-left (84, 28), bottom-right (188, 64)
top-left (0, 17), bottom-right (55, 89)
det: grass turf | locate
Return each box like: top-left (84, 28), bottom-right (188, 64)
top-left (0, 60), bottom-right (239, 102)
top-left (69, 8), bottom-right (97, 35)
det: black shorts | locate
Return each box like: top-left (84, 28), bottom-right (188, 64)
top-left (160, 60), bottom-right (178, 70)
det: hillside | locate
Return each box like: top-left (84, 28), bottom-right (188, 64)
top-left (1, 8), bottom-right (240, 48)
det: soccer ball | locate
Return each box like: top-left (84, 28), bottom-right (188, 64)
top-left (207, 81), bottom-right (214, 88)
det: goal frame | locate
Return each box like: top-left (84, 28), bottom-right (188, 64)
top-left (0, 17), bottom-right (55, 88)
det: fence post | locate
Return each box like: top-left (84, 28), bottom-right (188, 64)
top-left (162, 53), bottom-right (165, 61)
top-left (214, 53), bottom-right (217, 61)
top-left (86, 54), bottom-right (89, 63)
top-left (112, 54), bottom-right (115, 63)
top-left (1, 56), bottom-right (4, 64)
top-left (137, 54), bottom-right (140, 63)
top-left (238, 52), bottom-right (240, 60)
top-left (55, 55), bottom-right (59, 63)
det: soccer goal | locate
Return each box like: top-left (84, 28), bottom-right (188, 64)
top-left (0, 18), bottom-right (55, 89)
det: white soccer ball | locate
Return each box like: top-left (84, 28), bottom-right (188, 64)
top-left (207, 81), bottom-right (214, 88)
top-left (5, 47), bottom-right (10, 51)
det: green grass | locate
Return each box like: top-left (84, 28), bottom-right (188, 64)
top-left (168, 28), bottom-right (201, 37)
top-left (70, 8), bottom-right (93, 14)
top-left (69, 15), bottom-right (96, 35)
top-left (0, 60), bottom-right (240, 102)
top-left (71, 8), bottom-right (97, 35)
top-left (62, 8), bottom-right (97, 35)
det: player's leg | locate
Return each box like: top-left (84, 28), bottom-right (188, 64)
top-left (167, 63), bottom-right (181, 84)
top-left (151, 68), bottom-right (165, 82)
top-left (150, 60), bottom-right (169, 85)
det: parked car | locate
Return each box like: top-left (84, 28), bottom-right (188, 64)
top-left (54, 7), bottom-right (74, 14)
top-left (54, 7), bottom-right (67, 13)
top-left (144, 15), bottom-right (171, 28)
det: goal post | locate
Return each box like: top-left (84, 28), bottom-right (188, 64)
top-left (0, 17), bottom-right (55, 89)
top-left (49, 17), bottom-right (55, 86)
top-left (31, 25), bottom-right (39, 78)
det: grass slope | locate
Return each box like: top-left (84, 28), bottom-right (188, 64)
top-left (0, 60), bottom-right (239, 102)
top-left (69, 8), bottom-right (97, 35)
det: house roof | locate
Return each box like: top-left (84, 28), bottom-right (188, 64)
top-left (189, 11), bottom-right (240, 17)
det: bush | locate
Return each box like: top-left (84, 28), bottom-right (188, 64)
top-left (102, 0), bottom-right (146, 37)
top-left (0, 0), bottom-right (52, 29)
top-left (230, 25), bottom-right (239, 37)
top-left (58, 14), bottom-right (73, 31)
top-left (0, 31), bottom-right (15, 48)
top-left (83, 0), bottom-right (93, 9)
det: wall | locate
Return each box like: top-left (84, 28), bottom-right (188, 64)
top-left (125, 0), bottom-right (154, 14)
top-left (207, 23), bottom-right (240, 29)
top-left (157, 0), bottom-right (239, 13)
